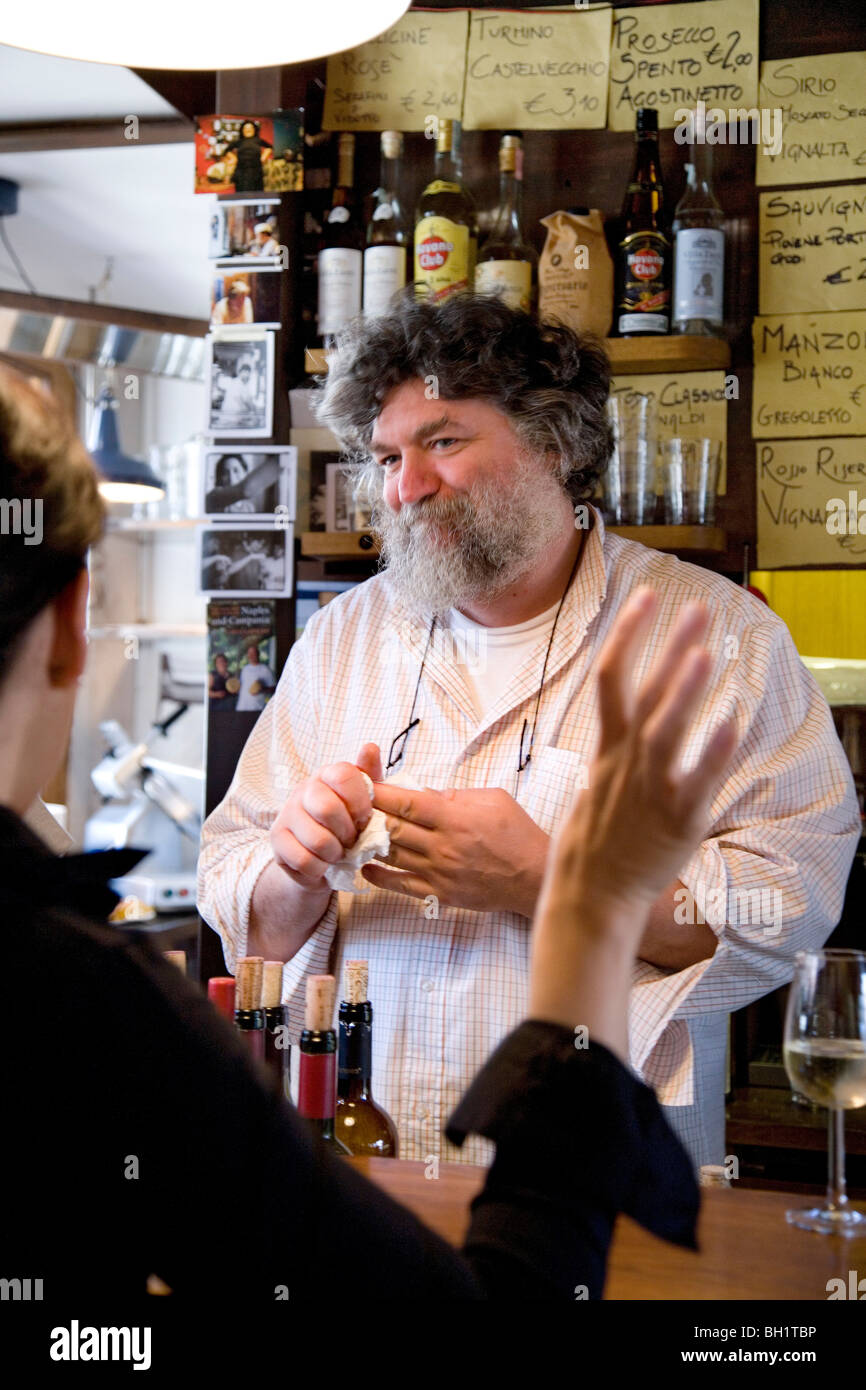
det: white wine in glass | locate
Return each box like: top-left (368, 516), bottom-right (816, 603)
top-left (783, 949), bottom-right (866, 1234)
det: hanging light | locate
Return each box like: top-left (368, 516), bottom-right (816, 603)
top-left (88, 385), bottom-right (165, 503)
top-left (1, 1), bottom-right (411, 68)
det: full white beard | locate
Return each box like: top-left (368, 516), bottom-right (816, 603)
top-left (373, 453), bottom-right (570, 617)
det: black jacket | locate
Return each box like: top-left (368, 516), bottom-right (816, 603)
top-left (0, 804), bottom-right (698, 1302)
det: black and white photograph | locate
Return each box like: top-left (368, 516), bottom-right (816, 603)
top-left (202, 446), bottom-right (296, 520)
top-left (210, 268), bottom-right (282, 331)
top-left (209, 199), bottom-right (282, 264)
top-left (325, 460), bottom-right (353, 531)
top-left (198, 526), bottom-right (292, 597)
top-left (206, 334), bottom-right (274, 438)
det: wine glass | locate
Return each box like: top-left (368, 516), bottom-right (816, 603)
top-left (783, 948), bottom-right (866, 1234)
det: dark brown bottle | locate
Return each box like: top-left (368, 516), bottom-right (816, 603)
top-left (336, 960), bottom-right (398, 1157)
top-left (262, 960), bottom-right (291, 1104)
top-left (615, 108), bottom-right (670, 337)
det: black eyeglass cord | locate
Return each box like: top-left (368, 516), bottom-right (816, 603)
top-left (386, 615), bottom-right (437, 772)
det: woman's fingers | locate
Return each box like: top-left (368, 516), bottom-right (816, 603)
top-left (678, 713), bottom-right (740, 815)
top-left (634, 601), bottom-right (710, 726)
top-left (642, 643), bottom-right (714, 784)
top-left (596, 587), bottom-right (658, 753)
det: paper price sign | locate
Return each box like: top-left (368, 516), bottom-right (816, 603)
top-left (752, 311), bottom-right (866, 439)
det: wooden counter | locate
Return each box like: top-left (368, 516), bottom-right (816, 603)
top-left (351, 1156), bottom-right (866, 1300)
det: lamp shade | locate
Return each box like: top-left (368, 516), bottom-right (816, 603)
top-left (89, 386), bottom-right (165, 503)
top-left (2, 1), bottom-right (411, 68)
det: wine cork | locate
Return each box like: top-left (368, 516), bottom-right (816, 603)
top-left (262, 960), bottom-right (284, 1009)
top-left (344, 959), bottom-right (368, 1005)
top-left (164, 950), bottom-right (186, 974)
top-left (305, 974), bottom-right (335, 1031)
top-left (381, 130), bottom-right (402, 159)
top-left (236, 956), bottom-right (263, 1011)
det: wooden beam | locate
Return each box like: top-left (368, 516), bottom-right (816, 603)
top-left (132, 69), bottom-right (216, 123)
top-left (0, 288), bottom-right (208, 338)
top-left (0, 117), bottom-right (193, 155)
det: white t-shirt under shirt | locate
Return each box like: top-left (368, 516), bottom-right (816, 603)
top-left (445, 600), bottom-right (560, 722)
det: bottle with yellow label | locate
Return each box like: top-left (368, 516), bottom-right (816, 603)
top-left (475, 132), bottom-right (538, 315)
top-left (414, 117), bottom-right (477, 302)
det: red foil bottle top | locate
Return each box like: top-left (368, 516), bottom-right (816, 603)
top-left (208, 977), bottom-right (236, 1020)
top-left (298, 1051), bottom-right (336, 1120)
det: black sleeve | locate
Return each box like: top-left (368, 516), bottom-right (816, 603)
top-left (22, 919), bottom-right (697, 1304)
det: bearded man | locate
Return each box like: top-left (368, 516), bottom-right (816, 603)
top-left (198, 294), bottom-right (859, 1169)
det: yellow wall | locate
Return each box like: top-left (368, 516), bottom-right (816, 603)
top-left (750, 570), bottom-right (866, 660)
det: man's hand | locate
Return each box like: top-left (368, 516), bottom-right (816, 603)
top-left (360, 785), bottom-right (550, 917)
top-left (269, 743), bottom-right (383, 891)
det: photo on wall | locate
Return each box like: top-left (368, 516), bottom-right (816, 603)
top-left (202, 446), bottom-right (297, 521)
top-left (206, 334), bottom-right (274, 438)
top-left (208, 199), bottom-right (282, 264)
top-left (198, 526), bottom-right (293, 598)
top-left (194, 112), bottom-right (304, 195)
top-left (210, 268), bottom-right (282, 330)
top-left (208, 599), bottom-right (278, 715)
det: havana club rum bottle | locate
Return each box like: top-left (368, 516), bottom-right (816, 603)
top-left (414, 117), bottom-right (477, 301)
top-left (614, 108), bottom-right (671, 337)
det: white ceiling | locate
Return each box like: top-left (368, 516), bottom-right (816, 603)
top-left (0, 46), bottom-right (212, 318)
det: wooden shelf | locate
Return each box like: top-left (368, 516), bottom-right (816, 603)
top-left (301, 530), bottom-right (379, 558)
top-left (304, 336), bottom-right (730, 377)
top-left (605, 335), bottom-right (730, 374)
top-left (301, 526), bottom-right (725, 559)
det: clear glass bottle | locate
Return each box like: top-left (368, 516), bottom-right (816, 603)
top-left (363, 130), bottom-right (408, 317)
top-left (414, 117), bottom-right (478, 301)
top-left (672, 144), bottom-right (725, 336)
top-left (475, 132), bottom-right (538, 315)
top-left (317, 132), bottom-right (363, 348)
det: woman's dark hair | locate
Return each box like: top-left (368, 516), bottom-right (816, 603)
top-left (0, 364), bottom-right (104, 688)
top-left (214, 453), bottom-right (246, 486)
top-left (313, 291), bottom-right (613, 505)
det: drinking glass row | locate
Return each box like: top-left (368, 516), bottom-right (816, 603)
top-left (603, 396), bottom-right (721, 527)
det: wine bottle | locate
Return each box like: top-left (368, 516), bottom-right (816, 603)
top-left (317, 132), bottom-right (363, 349)
top-left (475, 132), bottom-right (537, 315)
top-left (672, 141), bottom-right (725, 336)
top-left (414, 117), bottom-right (478, 301)
top-left (235, 956), bottom-right (265, 1061)
top-left (363, 130), bottom-right (408, 317)
top-left (207, 976), bottom-right (236, 1022)
top-left (614, 107), bottom-right (671, 337)
top-left (336, 960), bottom-right (399, 1157)
top-left (298, 974), bottom-right (351, 1154)
top-left (262, 959), bottom-right (292, 1103)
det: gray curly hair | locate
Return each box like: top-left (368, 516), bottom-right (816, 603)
top-left (312, 291), bottom-right (613, 507)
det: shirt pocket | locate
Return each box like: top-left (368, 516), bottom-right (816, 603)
top-left (521, 744), bottom-right (592, 837)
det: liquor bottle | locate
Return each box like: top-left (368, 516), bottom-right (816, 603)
top-left (363, 130), bottom-right (408, 317)
top-left (614, 108), bottom-right (671, 337)
top-left (336, 960), bottom-right (398, 1157)
top-left (298, 974), bottom-right (351, 1154)
top-left (475, 132), bottom-right (537, 315)
top-left (317, 132), bottom-right (363, 348)
top-left (414, 117), bottom-right (478, 301)
top-left (672, 142), bottom-right (725, 336)
top-left (235, 956), bottom-right (265, 1062)
top-left (207, 976), bottom-right (236, 1023)
top-left (262, 959), bottom-right (292, 1104)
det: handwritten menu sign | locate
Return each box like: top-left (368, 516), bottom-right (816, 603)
top-left (323, 11), bottom-right (468, 132)
top-left (756, 52), bottom-right (866, 187)
top-left (752, 312), bottom-right (866, 439)
top-left (757, 437), bottom-right (866, 567)
top-left (610, 371), bottom-right (728, 491)
top-left (608, 0), bottom-right (759, 132)
top-left (759, 185), bottom-right (866, 316)
top-left (462, 7), bottom-right (611, 131)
